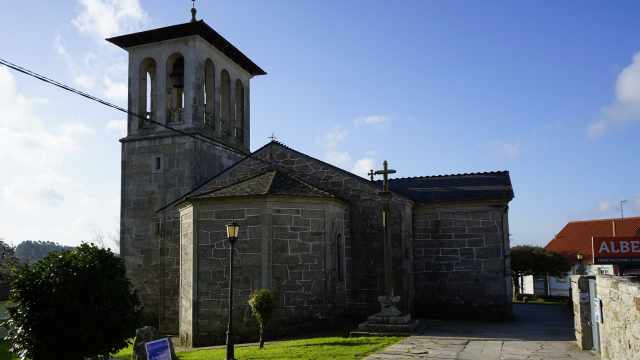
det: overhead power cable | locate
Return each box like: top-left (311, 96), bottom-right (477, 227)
top-left (0, 58), bottom-right (504, 212)
top-left (0, 59), bottom-right (388, 199)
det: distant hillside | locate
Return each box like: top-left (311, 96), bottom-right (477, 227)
top-left (14, 241), bottom-right (76, 262)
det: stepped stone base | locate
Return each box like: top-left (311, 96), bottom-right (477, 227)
top-left (357, 318), bottom-right (420, 333)
top-left (351, 296), bottom-right (424, 336)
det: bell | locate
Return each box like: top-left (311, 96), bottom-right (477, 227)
top-left (172, 75), bottom-right (184, 89)
top-left (169, 61), bottom-right (185, 89)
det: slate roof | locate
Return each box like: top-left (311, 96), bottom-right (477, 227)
top-left (188, 170), bottom-right (346, 201)
top-left (378, 171), bottom-right (514, 204)
top-left (106, 21), bottom-right (266, 76)
top-left (544, 217), bottom-right (640, 264)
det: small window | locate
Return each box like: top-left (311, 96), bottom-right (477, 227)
top-left (154, 222), bottom-right (160, 235)
top-left (599, 268), bottom-right (609, 275)
top-left (535, 276), bottom-right (545, 281)
top-left (155, 157), bottom-right (161, 170)
top-left (336, 234), bottom-right (344, 282)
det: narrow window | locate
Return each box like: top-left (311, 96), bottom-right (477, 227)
top-left (337, 234), bottom-right (344, 281)
top-left (155, 157), bottom-right (161, 170)
top-left (154, 222), bottom-right (160, 235)
top-left (235, 79), bottom-right (245, 143)
top-left (220, 70), bottom-right (231, 136)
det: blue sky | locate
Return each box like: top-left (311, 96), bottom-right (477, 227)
top-left (1, 0), bottom-right (639, 248)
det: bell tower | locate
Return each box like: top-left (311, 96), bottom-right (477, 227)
top-left (107, 10), bottom-right (265, 331)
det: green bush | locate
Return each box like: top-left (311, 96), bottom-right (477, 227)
top-left (2, 243), bottom-right (143, 360)
top-left (248, 289), bottom-right (275, 349)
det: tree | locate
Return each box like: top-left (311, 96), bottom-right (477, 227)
top-left (0, 239), bottom-right (18, 281)
top-left (248, 289), bottom-right (275, 349)
top-left (14, 240), bottom-right (75, 262)
top-left (3, 243), bottom-right (143, 360)
top-left (510, 245), bottom-right (571, 298)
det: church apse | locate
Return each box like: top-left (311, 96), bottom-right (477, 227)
top-left (175, 181), bottom-right (349, 347)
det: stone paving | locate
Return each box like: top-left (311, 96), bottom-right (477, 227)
top-left (364, 304), bottom-right (599, 359)
top-left (365, 339), bottom-right (598, 359)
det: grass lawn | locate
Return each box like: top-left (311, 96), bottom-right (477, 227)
top-left (0, 334), bottom-right (405, 360)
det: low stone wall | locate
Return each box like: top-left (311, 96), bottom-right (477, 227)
top-left (570, 275), bottom-right (594, 350)
top-left (595, 276), bottom-right (640, 360)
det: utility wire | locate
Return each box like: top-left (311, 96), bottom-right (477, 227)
top-left (0, 59), bottom-right (389, 200)
top-left (0, 59), bottom-right (503, 212)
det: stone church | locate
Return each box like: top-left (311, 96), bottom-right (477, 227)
top-left (108, 12), bottom-right (515, 347)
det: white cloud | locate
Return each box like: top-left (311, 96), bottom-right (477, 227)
top-left (587, 51), bottom-right (640, 140)
top-left (2, 170), bottom-right (74, 213)
top-left (568, 197), bottom-right (638, 221)
top-left (53, 34), bottom-right (67, 55)
top-left (0, 67), bottom-right (89, 166)
top-left (479, 141), bottom-right (520, 158)
top-left (80, 196), bottom-right (119, 209)
top-left (352, 157), bottom-right (376, 179)
top-left (326, 151), bottom-right (352, 168)
top-left (61, 123), bottom-right (94, 135)
top-left (105, 119), bottom-right (127, 135)
top-left (103, 76), bottom-right (128, 101)
top-left (72, 0), bottom-right (149, 44)
top-left (316, 125), bottom-right (349, 150)
top-left (353, 115), bottom-right (391, 129)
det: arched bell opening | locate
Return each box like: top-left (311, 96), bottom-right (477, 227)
top-left (166, 53), bottom-right (185, 124)
top-left (138, 57), bottom-right (157, 127)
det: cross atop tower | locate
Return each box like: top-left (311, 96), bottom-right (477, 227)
top-left (375, 160), bottom-right (396, 192)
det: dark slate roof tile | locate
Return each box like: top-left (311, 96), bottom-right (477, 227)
top-left (378, 171), bottom-right (514, 204)
top-left (189, 170), bottom-right (346, 201)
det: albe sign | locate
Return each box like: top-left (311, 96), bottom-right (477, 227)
top-left (592, 237), bottom-right (640, 264)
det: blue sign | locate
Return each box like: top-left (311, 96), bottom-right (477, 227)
top-left (145, 338), bottom-right (171, 360)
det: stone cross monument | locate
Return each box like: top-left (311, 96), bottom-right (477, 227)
top-left (353, 161), bottom-right (421, 335)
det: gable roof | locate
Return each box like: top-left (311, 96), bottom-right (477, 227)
top-left (378, 171), bottom-right (514, 204)
top-left (158, 141), bottom-right (402, 213)
top-left (188, 170), bottom-right (346, 201)
top-left (544, 217), bottom-right (640, 264)
top-left (106, 20), bottom-right (266, 76)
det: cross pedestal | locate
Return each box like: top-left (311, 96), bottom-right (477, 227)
top-left (352, 161), bottom-right (422, 337)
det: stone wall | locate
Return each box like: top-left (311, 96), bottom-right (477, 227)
top-left (186, 145), bottom-right (417, 318)
top-left (413, 200), bottom-right (513, 320)
top-left (570, 275), bottom-right (594, 350)
top-left (595, 275), bottom-right (640, 360)
top-left (177, 196), bottom-right (349, 347)
top-left (121, 134), bottom-right (244, 331)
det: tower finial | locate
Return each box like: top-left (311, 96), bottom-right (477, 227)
top-left (190, 0), bottom-right (197, 22)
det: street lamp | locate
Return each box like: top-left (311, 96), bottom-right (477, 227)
top-left (225, 218), bottom-right (240, 360)
top-left (577, 253), bottom-right (583, 275)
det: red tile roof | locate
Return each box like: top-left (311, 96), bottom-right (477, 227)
top-left (544, 217), bottom-right (640, 264)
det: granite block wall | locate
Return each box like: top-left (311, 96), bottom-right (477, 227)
top-left (121, 134), bottom-right (244, 331)
top-left (595, 275), bottom-right (640, 360)
top-left (177, 197), bottom-right (348, 347)
top-left (188, 146), bottom-right (416, 318)
top-left (413, 200), bottom-right (513, 320)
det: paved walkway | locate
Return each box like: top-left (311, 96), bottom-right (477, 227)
top-left (365, 304), bottom-right (599, 359)
top-left (366, 339), bottom-right (598, 359)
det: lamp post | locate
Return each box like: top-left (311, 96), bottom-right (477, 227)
top-left (577, 253), bottom-right (583, 275)
top-left (225, 218), bottom-right (240, 360)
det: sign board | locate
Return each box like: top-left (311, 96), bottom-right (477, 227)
top-left (594, 298), bottom-right (602, 323)
top-left (592, 237), bottom-right (640, 264)
top-left (579, 293), bottom-right (589, 302)
top-left (145, 338), bottom-right (171, 360)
